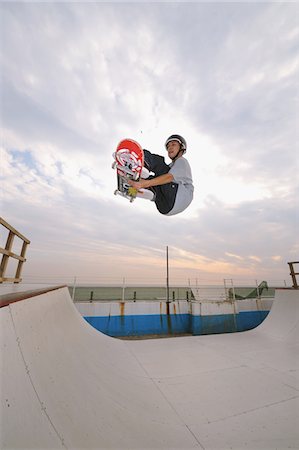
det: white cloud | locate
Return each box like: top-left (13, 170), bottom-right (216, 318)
top-left (1, 2), bottom-right (298, 284)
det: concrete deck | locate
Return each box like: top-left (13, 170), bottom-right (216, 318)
top-left (1, 286), bottom-right (298, 449)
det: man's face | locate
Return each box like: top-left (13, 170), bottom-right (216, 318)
top-left (167, 140), bottom-right (181, 160)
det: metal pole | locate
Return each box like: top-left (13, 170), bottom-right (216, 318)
top-left (255, 279), bottom-right (260, 299)
top-left (72, 276), bottom-right (77, 301)
top-left (122, 277), bottom-right (125, 302)
top-left (166, 246), bottom-right (169, 304)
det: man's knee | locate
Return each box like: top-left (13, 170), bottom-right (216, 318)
top-left (149, 155), bottom-right (169, 175)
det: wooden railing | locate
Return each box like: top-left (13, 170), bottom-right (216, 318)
top-left (0, 218), bottom-right (30, 283)
top-left (288, 261), bottom-right (299, 289)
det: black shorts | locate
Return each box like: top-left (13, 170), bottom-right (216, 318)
top-left (153, 182), bottom-right (179, 215)
top-left (143, 150), bottom-right (178, 215)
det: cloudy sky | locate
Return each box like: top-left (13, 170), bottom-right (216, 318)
top-left (1, 1), bottom-right (298, 286)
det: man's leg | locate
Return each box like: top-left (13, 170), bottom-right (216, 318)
top-left (143, 150), bottom-right (169, 176)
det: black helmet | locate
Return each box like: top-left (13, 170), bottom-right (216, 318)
top-left (165, 134), bottom-right (187, 153)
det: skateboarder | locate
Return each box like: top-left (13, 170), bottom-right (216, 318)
top-left (128, 134), bottom-right (194, 216)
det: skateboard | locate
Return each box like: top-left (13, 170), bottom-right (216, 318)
top-left (112, 138), bottom-right (151, 202)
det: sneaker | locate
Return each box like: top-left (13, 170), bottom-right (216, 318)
top-left (140, 166), bottom-right (150, 179)
top-left (136, 188), bottom-right (155, 201)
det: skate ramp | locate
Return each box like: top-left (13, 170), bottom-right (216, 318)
top-left (1, 287), bottom-right (298, 449)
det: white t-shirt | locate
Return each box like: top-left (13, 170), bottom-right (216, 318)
top-left (166, 157), bottom-right (194, 216)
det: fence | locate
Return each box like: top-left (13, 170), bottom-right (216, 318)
top-left (288, 261), bottom-right (299, 289)
top-left (70, 283), bottom-right (276, 303)
top-left (0, 218), bottom-right (30, 283)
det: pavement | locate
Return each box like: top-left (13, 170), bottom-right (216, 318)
top-left (1, 286), bottom-right (298, 449)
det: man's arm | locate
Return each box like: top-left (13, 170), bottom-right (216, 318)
top-left (128, 172), bottom-right (174, 190)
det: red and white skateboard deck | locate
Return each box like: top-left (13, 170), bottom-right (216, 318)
top-left (115, 139), bottom-right (144, 179)
top-left (113, 139), bottom-right (144, 202)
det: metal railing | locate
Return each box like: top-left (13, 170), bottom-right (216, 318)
top-left (0, 218), bottom-right (30, 283)
top-left (288, 261), bottom-right (299, 288)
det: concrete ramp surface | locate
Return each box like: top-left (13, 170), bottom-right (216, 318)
top-left (1, 287), bottom-right (298, 449)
